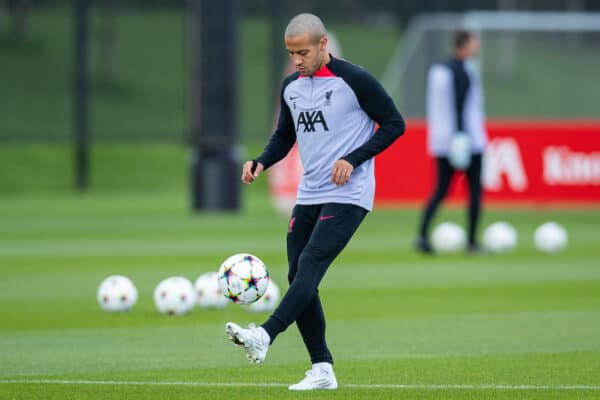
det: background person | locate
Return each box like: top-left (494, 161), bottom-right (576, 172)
top-left (416, 29), bottom-right (488, 254)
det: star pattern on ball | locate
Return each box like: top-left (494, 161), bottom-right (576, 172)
top-left (218, 254), bottom-right (268, 305)
top-left (244, 274), bottom-right (260, 292)
top-left (222, 266), bottom-right (234, 279)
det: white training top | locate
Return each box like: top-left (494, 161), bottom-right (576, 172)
top-left (426, 60), bottom-right (488, 156)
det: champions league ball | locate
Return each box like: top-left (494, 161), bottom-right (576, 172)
top-left (194, 272), bottom-right (228, 309)
top-left (218, 253), bottom-right (269, 304)
top-left (483, 222), bottom-right (518, 253)
top-left (534, 222), bottom-right (568, 254)
top-left (97, 275), bottom-right (138, 312)
top-left (431, 222), bottom-right (466, 253)
top-left (245, 279), bottom-right (280, 313)
top-left (153, 276), bottom-right (197, 315)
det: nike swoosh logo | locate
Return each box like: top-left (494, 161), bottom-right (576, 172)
top-left (319, 215), bottom-right (334, 221)
top-left (289, 96), bottom-right (299, 100)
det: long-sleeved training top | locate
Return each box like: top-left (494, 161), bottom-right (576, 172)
top-left (426, 58), bottom-right (487, 157)
top-left (256, 56), bottom-right (405, 211)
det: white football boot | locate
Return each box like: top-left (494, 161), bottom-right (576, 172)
top-left (225, 322), bottom-right (270, 363)
top-left (288, 363), bottom-right (338, 391)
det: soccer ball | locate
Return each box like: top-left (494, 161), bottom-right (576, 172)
top-left (534, 222), bottom-right (568, 254)
top-left (431, 222), bottom-right (466, 253)
top-left (218, 253), bottom-right (269, 304)
top-left (483, 222), bottom-right (518, 253)
top-left (245, 279), bottom-right (280, 313)
top-left (153, 276), bottom-right (197, 315)
top-left (97, 275), bottom-right (138, 312)
top-left (194, 272), bottom-right (228, 309)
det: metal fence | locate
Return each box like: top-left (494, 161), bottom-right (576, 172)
top-left (1, 0), bottom-right (598, 143)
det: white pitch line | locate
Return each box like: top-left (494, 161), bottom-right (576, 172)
top-left (0, 379), bottom-right (599, 391)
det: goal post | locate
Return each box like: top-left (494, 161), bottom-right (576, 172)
top-left (381, 11), bottom-right (600, 119)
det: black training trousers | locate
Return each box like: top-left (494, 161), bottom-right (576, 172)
top-left (418, 154), bottom-right (483, 245)
top-left (261, 203), bottom-right (368, 364)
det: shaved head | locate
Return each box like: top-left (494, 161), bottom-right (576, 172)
top-left (285, 13), bottom-right (326, 43)
top-left (284, 13), bottom-right (330, 76)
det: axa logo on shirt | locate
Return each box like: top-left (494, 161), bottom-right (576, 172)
top-left (296, 110), bottom-right (329, 133)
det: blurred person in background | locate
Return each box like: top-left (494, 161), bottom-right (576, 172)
top-left (225, 13), bottom-right (405, 391)
top-left (416, 29), bottom-right (487, 254)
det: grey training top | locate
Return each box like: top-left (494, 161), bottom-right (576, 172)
top-left (257, 56), bottom-right (405, 211)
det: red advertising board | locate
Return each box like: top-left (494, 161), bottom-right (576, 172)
top-left (375, 119), bottom-right (600, 205)
top-left (267, 119), bottom-right (600, 210)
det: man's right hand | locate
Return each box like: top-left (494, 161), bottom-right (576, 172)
top-left (241, 160), bottom-right (264, 184)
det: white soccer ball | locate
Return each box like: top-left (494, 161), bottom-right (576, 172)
top-left (431, 222), bottom-right (466, 253)
top-left (218, 253), bottom-right (269, 304)
top-left (153, 276), bottom-right (197, 315)
top-left (483, 222), bottom-right (518, 253)
top-left (194, 272), bottom-right (228, 309)
top-left (97, 275), bottom-right (138, 312)
top-left (245, 279), bottom-right (280, 313)
top-left (534, 222), bottom-right (568, 254)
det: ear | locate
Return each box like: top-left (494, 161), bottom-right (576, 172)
top-left (319, 36), bottom-right (328, 51)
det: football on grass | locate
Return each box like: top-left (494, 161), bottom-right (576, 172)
top-left (431, 222), bottom-right (466, 253)
top-left (534, 222), bottom-right (568, 254)
top-left (483, 222), bottom-right (518, 253)
top-left (194, 272), bottom-right (229, 309)
top-left (153, 276), bottom-right (196, 315)
top-left (97, 275), bottom-right (138, 312)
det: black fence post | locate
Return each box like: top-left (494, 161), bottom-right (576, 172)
top-left (74, 0), bottom-right (90, 191)
top-left (269, 0), bottom-right (285, 108)
top-left (188, 0), bottom-right (240, 211)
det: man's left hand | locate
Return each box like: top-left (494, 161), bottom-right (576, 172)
top-left (331, 159), bottom-right (354, 187)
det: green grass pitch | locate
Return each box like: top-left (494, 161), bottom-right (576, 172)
top-left (1, 186), bottom-right (599, 399)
